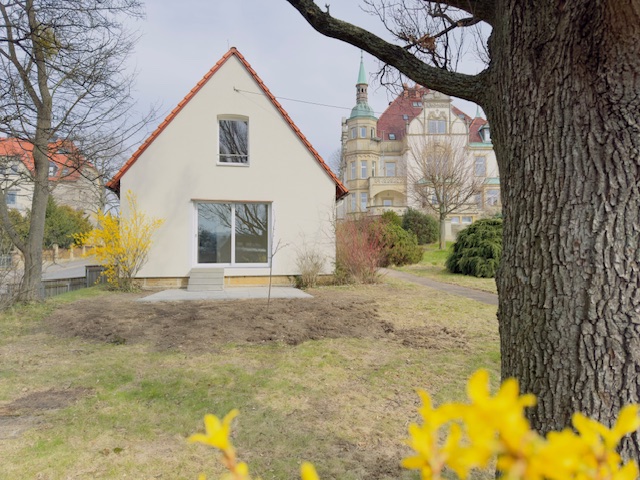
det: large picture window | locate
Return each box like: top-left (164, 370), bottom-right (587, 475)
top-left (219, 118), bottom-right (248, 164)
top-left (197, 202), bottom-right (269, 265)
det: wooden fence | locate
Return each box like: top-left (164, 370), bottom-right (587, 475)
top-left (1, 265), bottom-right (106, 302)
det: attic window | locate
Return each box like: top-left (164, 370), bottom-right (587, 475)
top-left (412, 102), bottom-right (422, 107)
top-left (1, 155), bottom-right (20, 175)
top-left (48, 162), bottom-right (59, 177)
top-left (480, 126), bottom-right (491, 143)
top-left (219, 118), bottom-right (249, 164)
top-left (388, 133), bottom-right (396, 140)
top-left (402, 114), bottom-right (409, 121)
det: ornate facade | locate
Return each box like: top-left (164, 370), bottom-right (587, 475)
top-left (338, 57), bottom-right (500, 238)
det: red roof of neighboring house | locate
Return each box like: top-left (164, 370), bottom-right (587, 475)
top-left (107, 48), bottom-right (348, 200)
top-left (376, 84), bottom-right (488, 143)
top-left (0, 137), bottom-right (88, 181)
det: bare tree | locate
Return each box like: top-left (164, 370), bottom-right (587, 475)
top-left (0, 0), bottom-right (145, 300)
top-left (407, 132), bottom-right (480, 249)
top-left (285, 0), bottom-right (640, 458)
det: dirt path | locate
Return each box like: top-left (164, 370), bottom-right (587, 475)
top-left (381, 268), bottom-right (499, 306)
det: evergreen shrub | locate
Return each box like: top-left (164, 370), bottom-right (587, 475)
top-left (371, 220), bottom-right (422, 267)
top-left (380, 210), bottom-right (402, 227)
top-left (446, 218), bottom-right (502, 278)
top-left (402, 208), bottom-right (438, 245)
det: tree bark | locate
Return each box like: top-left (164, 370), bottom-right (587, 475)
top-left (439, 214), bottom-right (446, 250)
top-left (17, 2), bottom-right (52, 301)
top-left (286, 0), bottom-right (640, 459)
top-left (488, 0), bottom-right (640, 458)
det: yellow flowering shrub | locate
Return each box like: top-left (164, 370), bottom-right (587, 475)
top-left (190, 369), bottom-right (639, 480)
top-left (76, 190), bottom-right (163, 291)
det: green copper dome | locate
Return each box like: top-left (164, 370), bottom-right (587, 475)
top-left (350, 102), bottom-right (376, 119)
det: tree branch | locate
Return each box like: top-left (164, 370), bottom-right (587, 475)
top-left (285, 0), bottom-right (487, 104)
top-left (434, 0), bottom-right (495, 25)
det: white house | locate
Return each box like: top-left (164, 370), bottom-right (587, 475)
top-left (0, 138), bottom-right (101, 219)
top-left (107, 48), bottom-right (347, 289)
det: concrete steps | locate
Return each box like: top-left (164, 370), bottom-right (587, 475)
top-left (187, 268), bottom-right (224, 292)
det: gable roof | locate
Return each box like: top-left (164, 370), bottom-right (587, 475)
top-left (0, 137), bottom-right (91, 181)
top-left (107, 48), bottom-right (348, 200)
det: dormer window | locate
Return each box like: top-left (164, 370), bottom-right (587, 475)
top-left (219, 117), bottom-right (249, 164)
top-left (388, 133), bottom-right (396, 140)
top-left (48, 161), bottom-right (59, 177)
top-left (412, 102), bottom-right (422, 107)
top-left (480, 125), bottom-right (491, 143)
top-left (1, 155), bottom-right (20, 176)
top-left (402, 114), bottom-right (409, 121)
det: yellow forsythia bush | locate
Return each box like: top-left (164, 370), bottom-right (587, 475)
top-left (76, 190), bottom-right (163, 291)
top-left (190, 369), bottom-right (639, 480)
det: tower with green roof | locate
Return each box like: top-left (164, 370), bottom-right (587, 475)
top-left (341, 53), bottom-right (381, 215)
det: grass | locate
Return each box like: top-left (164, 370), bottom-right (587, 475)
top-left (0, 281), bottom-right (499, 479)
top-left (398, 243), bottom-right (498, 294)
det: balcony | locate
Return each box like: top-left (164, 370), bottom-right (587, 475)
top-left (368, 176), bottom-right (406, 197)
top-left (369, 205), bottom-right (407, 216)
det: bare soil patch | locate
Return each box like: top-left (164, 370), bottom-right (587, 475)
top-left (0, 387), bottom-right (92, 439)
top-left (44, 289), bottom-right (467, 352)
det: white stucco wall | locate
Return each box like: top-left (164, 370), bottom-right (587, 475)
top-left (120, 54), bottom-right (338, 279)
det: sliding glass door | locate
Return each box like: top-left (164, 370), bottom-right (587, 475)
top-left (196, 202), bottom-right (269, 265)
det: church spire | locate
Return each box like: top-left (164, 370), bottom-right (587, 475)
top-left (356, 51), bottom-right (368, 105)
top-left (349, 52), bottom-right (376, 120)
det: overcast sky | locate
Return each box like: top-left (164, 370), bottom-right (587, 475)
top-left (130, 1), bottom-right (485, 166)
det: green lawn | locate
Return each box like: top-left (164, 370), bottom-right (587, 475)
top-left (398, 243), bottom-right (498, 294)
top-left (0, 281), bottom-right (499, 479)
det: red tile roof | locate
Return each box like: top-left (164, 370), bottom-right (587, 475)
top-left (376, 84), bottom-right (488, 143)
top-left (377, 85), bottom-right (429, 141)
top-left (0, 137), bottom-right (89, 181)
top-left (107, 48), bottom-right (348, 200)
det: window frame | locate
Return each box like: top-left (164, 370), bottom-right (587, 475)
top-left (360, 192), bottom-right (368, 212)
top-left (385, 162), bottom-right (396, 177)
top-left (474, 156), bottom-right (487, 176)
top-left (194, 201), bottom-right (271, 267)
top-left (218, 116), bottom-right (249, 166)
top-left (6, 190), bottom-right (18, 205)
top-left (486, 189), bottom-right (500, 206)
top-left (428, 119), bottom-right (447, 134)
top-left (360, 161), bottom-right (367, 179)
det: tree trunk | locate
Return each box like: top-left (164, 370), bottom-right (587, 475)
top-left (439, 214), bottom-right (446, 250)
top-left (489, 0), bottom-right (640, 459)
